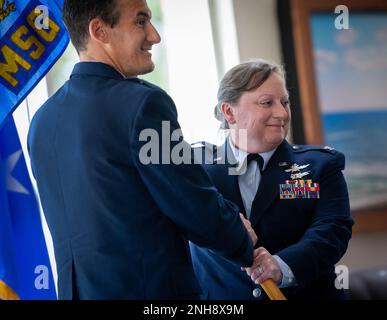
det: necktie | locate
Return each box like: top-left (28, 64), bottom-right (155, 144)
top-left (247, 153), bottom-right (264, 173)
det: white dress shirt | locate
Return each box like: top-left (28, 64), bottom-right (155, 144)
top-left (229, 139), bottom-right (275, 219)
top-left (228, 138), bottom-right (297, 288)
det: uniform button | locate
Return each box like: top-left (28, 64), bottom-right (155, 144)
top-left (253, 288), bottom-right (262, 299)
top-left (292, 145), bottom-right (300, 150)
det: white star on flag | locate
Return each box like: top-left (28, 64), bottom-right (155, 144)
top-left (6, 149), bottom-right (29, 195)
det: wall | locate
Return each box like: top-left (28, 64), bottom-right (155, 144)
top-left (233, 0), bottom-right (282, 64)
top-left (339, 232), bottom-right (387, 272)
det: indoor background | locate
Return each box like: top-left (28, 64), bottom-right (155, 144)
top-left (10, 0), bottom-right (387, 294)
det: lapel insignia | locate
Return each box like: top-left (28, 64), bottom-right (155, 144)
top-left (278, 162), bottom-right (288, 167)
top-left (279, 179), bottom-right (320, 199)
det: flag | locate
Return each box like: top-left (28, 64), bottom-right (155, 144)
top-left (0, 0), bottom-right (69, 124)
top-left (0, 0), bottom-right (69, 299)
top-left (0, 116), bottom-right (56, 299)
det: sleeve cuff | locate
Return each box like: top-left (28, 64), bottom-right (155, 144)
top-left (274, 255), bottom-right (298, 288)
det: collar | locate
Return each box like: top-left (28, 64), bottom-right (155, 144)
top-left (228, 137), bottom-right (277, 172)
top-left (70, 61), bottom-right (137, 81)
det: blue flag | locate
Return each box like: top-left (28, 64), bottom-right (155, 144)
top-left (0, 116), bottom-right (56, 299)
top-left (0, 0), bottom-right (69, 299)
top-left (0, 0), bottom-right (69, 124)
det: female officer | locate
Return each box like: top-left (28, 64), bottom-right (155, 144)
top-left (190, 59), bottom-right (353, 300)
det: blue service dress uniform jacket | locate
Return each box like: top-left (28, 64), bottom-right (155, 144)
top-left (190, 140), bottom-right (353, 300)
top-left (27, 62), bottom-right (253, 299)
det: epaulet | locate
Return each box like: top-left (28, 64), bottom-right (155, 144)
top-left (129, 77), bottom-right (164, 91)
top-left (291, 145), bottom-right (336, 154)
top-left (138, 78), bottom-right (159, 90)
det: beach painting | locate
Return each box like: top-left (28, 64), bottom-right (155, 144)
top-left (311, 13), bottom-right (387, 211)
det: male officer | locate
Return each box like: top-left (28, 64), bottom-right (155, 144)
top-left (28, 0), bottom-right (255, 299)
top-left (190, 60), bottom-right (353, 300)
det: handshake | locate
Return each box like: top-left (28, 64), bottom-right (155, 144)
top-left (239, 214), bottom-right (282, 286)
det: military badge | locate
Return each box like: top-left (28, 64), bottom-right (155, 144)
top-left (284, 163), bottom-right (312, 180)
top-left (290, 171), bottom-right (310, 180)
top-left (285, 163), bottom-right (310, 173)
top-left (279, 179), bottom-right (320, 199)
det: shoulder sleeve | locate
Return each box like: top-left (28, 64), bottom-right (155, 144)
top-left (130, 89), bottom-right (253, 266)
top-left (277, 149), bottom-right (353, 286)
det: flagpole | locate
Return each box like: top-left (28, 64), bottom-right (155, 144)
top-left (26, 97), bottom-right (31, 124)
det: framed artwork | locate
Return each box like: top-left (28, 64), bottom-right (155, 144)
top-left (278, 0), bottom-right (387, 233)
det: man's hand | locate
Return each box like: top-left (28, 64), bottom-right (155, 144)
top-left (239, 213), bottom-right (257, 247)
top-left (244, 247), bottom-right (282, 285)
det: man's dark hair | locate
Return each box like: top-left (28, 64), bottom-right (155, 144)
top-left (62, 0), bottom-right (121, 52)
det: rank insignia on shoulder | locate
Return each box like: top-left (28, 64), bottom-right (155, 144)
top-left (279, 179), bottom-right (320, 199)
top-left (291, 145), bottom-right (336, 154)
